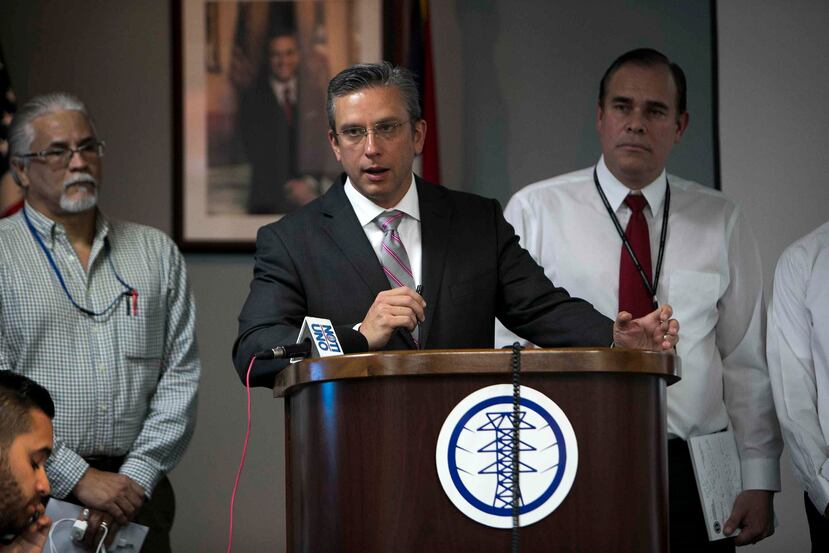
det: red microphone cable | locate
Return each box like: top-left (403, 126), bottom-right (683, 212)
top-left (226, 355), bottom-right (255, 553)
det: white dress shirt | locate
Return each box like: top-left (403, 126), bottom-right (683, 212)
top-left (496, 157), bottom-right (782, 491)
top-left (344, 174), bottom-right (422, 286)
top-left (768, 221), bottom-right (829, 512)
top-left (270, 76), bottom-right (297, 108)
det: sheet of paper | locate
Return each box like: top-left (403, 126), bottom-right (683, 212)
top-left (45, 498), bottom-right (149, 552)
top-left (688, 430), bottom-right (742, 541)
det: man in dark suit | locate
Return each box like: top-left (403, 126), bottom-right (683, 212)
top-left (233, 62), bottom-right (679, 387)
top-left (237, 31), bottom-right (333, 214)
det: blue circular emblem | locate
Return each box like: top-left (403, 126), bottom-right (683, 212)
top-left (436, 385), bottom-right (578, 528)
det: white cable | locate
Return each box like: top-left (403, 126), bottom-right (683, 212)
top-left (95, 524), bottom-right (108, 553)
top-left (47, 518), bottom-right (76, 553)
top-left (46, 517), bottom-right (109, 553)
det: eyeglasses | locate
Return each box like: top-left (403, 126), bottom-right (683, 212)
top-left (18, 141), bottom-right (106, 169)
top-left (334, 120), bottom-right (411, 146)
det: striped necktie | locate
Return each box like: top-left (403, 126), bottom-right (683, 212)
top-left (375, 210), bottom-right (419, 343)
top-left (375, 210), bottom-right (415, 289)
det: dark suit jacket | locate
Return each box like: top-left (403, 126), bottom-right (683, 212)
top-left (233, 176), bottom-right (613, 387)
top-left (238, 74), bottom-right (297, 214)
top-left (238, 73), bottom-right (337, 214)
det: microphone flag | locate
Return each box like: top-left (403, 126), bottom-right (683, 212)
top-left (293, 317), bottom-right (344, 362)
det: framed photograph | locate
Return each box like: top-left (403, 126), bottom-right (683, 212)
top-left (174, 0), bottom-right (382, 251)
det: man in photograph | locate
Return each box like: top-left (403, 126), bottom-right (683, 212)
top-left (237, 30), bottom-right (334, 214)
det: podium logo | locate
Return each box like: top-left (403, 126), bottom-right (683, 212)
top-left (435, 385), bottom-right (578, 528)
top-left (311, 323), bottom-right (341, 353)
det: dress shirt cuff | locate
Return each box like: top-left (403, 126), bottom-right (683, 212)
top-left (806, 479), bottom-right (829, 516)
top-left (808, 461), bottom-right (829, 515)
top-left (45, 445), bottom-right (90, 499)
top-left (120, 458), bottom-right (162, 500)
top-left (740, 457), bottom-right (781, 492)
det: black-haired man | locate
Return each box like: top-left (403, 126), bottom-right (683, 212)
top-left (234, 61), bottom-right (680, 388)
top-left (0, 371), bottom-right (54, 553)
top-left (497, 48), bottom-right (782, 550)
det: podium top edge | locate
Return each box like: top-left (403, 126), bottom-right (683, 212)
top-left (274, 347), bottom-right (679, 398)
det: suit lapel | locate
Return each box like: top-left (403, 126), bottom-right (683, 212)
top-left (417, 177), bottom-right (451, 347)
top-left (259, 75), bottom-right (288, 126)
top-left (319, 178), bottom-right (390, 297)
top-left (320, 177), bottom-right (437, 350)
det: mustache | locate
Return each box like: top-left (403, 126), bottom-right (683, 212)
top-left (63, 172), bottom-right (98, 190)
top-left (618, 142), bottom-right (652, 152)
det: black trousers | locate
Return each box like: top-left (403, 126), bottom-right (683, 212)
top-left (668, 439), bottom-right (735, 553)
top-left (133, 475), bottom-right (175, 553)
top-left (805, 492), bottom-right (829, 552)
top-left (66, 457), bottom-right (175, 553)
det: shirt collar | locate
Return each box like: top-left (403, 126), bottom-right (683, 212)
top-left (344, 173), bottom-right (421, 227)
top-left (270, 76), bottom-right (297, 96)
top-left (596, 155), bottom-right (667, 215)
top-left (22, 201), bottom-right (109, 244)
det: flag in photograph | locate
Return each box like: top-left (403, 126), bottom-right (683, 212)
top-left (0, 40), bottom-right (22, 219)
top-left (0, 41), bottom-right (17, 175)
top-left (384, 0), bottom-right (440, 183)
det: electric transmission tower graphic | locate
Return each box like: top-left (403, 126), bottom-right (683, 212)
top-left (436, 385), bottom-right (579, 528)
top-left (477, 410), bottom-right (538, 509)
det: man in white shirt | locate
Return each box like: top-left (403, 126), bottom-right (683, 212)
top-left (768, 221), bottom-right (829, 551)
top-left (496, 48), bottom-right (782, 551)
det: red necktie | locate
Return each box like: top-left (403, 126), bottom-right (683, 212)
top-left (283, 86), bottom-right (293, 125)
top-left (618, 194), bottom-right (653, 318)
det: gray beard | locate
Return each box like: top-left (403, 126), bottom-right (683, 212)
top-left (60, 190), bottom-right (98, 213)
top-left (0, 455), bottom-right (30, 535)
top-left (60, 172), bottom-right (99, 213)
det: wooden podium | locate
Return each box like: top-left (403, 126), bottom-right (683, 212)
top-left (274, 348), bottom-right (678, 552)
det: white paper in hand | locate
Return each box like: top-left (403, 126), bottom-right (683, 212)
top-left (688, 430), bottom-right (742, 541)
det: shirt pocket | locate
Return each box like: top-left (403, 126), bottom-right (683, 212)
top-left (667, 270), bottom-right (720, 339)
top-left (119, 290), bottom-right (165, 362)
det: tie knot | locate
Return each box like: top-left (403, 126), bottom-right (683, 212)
top-left (375, 210), bottom-right (405, 232)
top-left (624, 194), bottom-right (648, 213)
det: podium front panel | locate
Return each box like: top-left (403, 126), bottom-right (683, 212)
top-left (284, 368), bottom-right (669, 552)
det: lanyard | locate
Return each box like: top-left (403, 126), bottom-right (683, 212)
top-left (593, 167), bottom-right (670, 305)
top-left (22, 207), bottom-right (137, 317)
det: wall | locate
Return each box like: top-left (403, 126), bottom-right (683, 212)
top-left (430, 0), bottom-right (716, 203)
top-left (718, 1), bottom-right (829, 551)
top-left (0, 1), bottom-right (280, 550)
top-left (1, 0), bottom-right (825, 551)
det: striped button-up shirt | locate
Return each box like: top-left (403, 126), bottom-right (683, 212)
top-left (0, 204), bottom-right (200, 498)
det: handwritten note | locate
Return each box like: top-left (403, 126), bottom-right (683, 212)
top-left (688, 430), bottom-right (742, 541)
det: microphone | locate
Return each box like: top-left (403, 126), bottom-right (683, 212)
top-left (253, 317), bottom-right (369, 362)
top-left (255, 338), bottom-right (312, 360)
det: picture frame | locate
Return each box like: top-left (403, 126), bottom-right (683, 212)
top-left (173, 0), bottom-right (382, 251)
